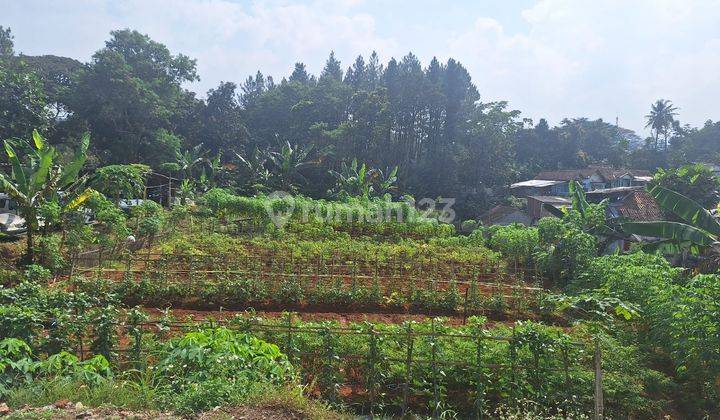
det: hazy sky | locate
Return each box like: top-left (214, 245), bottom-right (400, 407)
top-left (3, 0), bottom-right (720, 134)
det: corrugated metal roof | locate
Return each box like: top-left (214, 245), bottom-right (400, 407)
top-left (527, 195), bottom-right (572, 204)
top-left (510, 180), bottom-right (564, 188)
top-left (534, 167), bottom-right (651, 182)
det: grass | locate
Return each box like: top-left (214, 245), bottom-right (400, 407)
top-left (6, 379), bottom-right (344, 420)
top-left (6, 378), bottom-right (156, 411)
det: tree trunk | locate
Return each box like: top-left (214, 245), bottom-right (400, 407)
top-left (25, 224), bottom-right (34, 264)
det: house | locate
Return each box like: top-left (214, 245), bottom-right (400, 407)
top-left (586, 186), bottom-right (663, 252)
top-left (480, 205), bottom-right (532, 226)
top-left (511, 166), bottom-right (652, 197)
top-left (526, 196), bottom-right (572, 223)
top-left (586, 186), bottom-right (662, 221)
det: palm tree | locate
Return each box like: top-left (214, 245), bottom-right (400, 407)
top-left (645, 99), bottom-right (678, 151)
top-left (0, 130), bottom-right (92, 261)
top-left (622, 184), bottom-right (720, 256)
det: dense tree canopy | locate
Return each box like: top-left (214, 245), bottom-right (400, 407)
top-left (1, 27), bottom-right (718, 218)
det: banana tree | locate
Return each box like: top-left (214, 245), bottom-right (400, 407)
top-left (268, 140), bottom-right (318, 192)
top-left (235, 147), bottom-right (271, 193)
top-left (329, 158), bottom-right (398, 198)
top-left (329, 158), bottom-right (373, 197)
top-left (543, 180), bottom-right (623, 253)
top-left (544, 181), bottom-right (614, 233)
top-left (621, 184), bottom-right (720, 255)
top-left (0, 129), bottom-right (92, 261)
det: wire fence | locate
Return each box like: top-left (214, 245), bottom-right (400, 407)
top-left (69, 250), bottom-right (547, 316)
top-left (105, 314), bottom-right (605, 418)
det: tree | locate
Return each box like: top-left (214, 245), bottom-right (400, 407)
top-left (328, 158), bottom-right (398, 198)
top-left (0, 130), bottom-right (91, 261)
top-left (0, 26), bottom-right (13, 58)
top-left (69, 29), bottom-right (198, 164)
top-left (202, 82), bottom-right (249, 156)
top-left (0, 60), bottom-right (49, 141)
top-left (645, 99), bottom-right (678, 151)
top-left (622, 185), bottom-right (720, 256)
top-left (90, 164), bottom-right (150, 205)
top-left (234, 147), bottom-right (271, 194)
top-left (320, 51), bottom-right (343, 82)
top-left (289, 63), bottom-right (310, 85)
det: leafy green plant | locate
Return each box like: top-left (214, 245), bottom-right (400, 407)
top-left (622, 184), bottom-right (720, 256)
top-left (90, 164), bottom-right (149, 205)
top-left (155, 327), bottom-right (294, 412)
top-left (0, 129), bottom-right (91, 261)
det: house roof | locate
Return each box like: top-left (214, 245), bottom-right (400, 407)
top-left (613, 189), bottom-right (663, 222)
top-left (534, 166), bottom-right (651, 182)
top-left (481, 205), bottom-right (529, 225)
top-left (527, 195), bottom-right (572, 205)
top-left (586, 186), bottom-right (644, 195)
top-left (534, 168), bottom-right (601, 182)
top-left (510, 180), bottom-right (564, 188)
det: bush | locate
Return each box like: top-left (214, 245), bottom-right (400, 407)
top-left (487, 223), bottom-right (538, 267)
top-left (535, 217), bottom-right (596, 289)
top-left (155, 328), bottom-right (294, 413)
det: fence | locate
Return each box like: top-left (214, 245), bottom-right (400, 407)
top-left (110, 314), bottom-right (604, 419)
top-left (70, 251), bottom-right (547, 317)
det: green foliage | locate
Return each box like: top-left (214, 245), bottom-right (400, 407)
top-left (623, 184), bottom-right (720, 255)
top-left (329, 158), bottom-right (398, 198)
top-left (91, 164), bottom-right (150, 202)
top-left (69, 29), bottom-right (197, 165)
top-left (23, 264), bottom-right (51, 282)
top-left (0, 337), bottom-right (112, 398)
top-left (0, 57), bottom-right (48, 140)
top-left (487, 223), bottom-right (538, 265)
top-left (579, 252), bottom-right (718, 414)
top-left (0, 129), bottom-right (91, 261)
top-left (268, 140), bottom-right (319, 192)
top-left (155, 327), bottom-right (293, 412)
top-left (535, 217), bottom-right (597, 289)
top-left (652, 164), bottom-right (719, 209)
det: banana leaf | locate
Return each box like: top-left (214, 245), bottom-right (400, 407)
top-left (569, 180), bottom-right (588, 216)
top-left (621, 221), bottom-right (716, 247)
top-left (648, 184), bottom-right (720, 237)
top-left (4, 141), bottom-right (28, 194)
top-left (639, 239), bottom-right (700, 255)
top-left (58, 133), bottom-right (90, 189)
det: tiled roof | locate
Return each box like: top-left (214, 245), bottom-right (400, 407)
top-left (613, 190), bottom-right (663, 222)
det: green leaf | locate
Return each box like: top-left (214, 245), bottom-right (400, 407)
top-left (32, 129), bottom-right (45, 150)
top-left (30, 141), bottom-right (54, 193)
top-left (649, 184), bottom-right (720, 237)
top-left (4, 141), bottom-right (29, 193)
top-left (58, 132), bottom-right (90, 188)
top-left (622, 221), bottom-right (716, 247)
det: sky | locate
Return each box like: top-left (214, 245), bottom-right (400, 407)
top-left (3, 0), bottom-right (720, 135)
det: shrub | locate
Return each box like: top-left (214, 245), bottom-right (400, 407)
top-left (487, 223), bottom-right (539, 266)
top-left (155, 328), bottom-right (294, 413)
